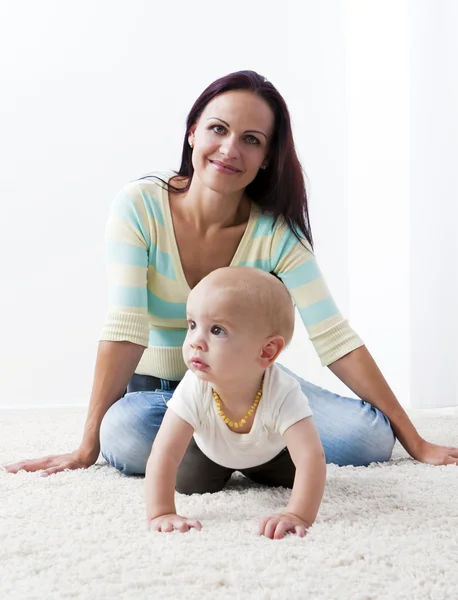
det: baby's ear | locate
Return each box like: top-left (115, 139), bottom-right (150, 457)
top-left (259, 336), bottom-right (285, 368)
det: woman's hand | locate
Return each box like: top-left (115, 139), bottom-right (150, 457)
top-left (148, 513), bottom-right (202, 533)
top-left (410, 438), bottom-right (458, 466)
top-left (2, 448), bottom-right (99, 476)
top-left (259, 512), bottom-right (310, 540)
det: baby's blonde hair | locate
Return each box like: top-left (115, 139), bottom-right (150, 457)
top-left (194, 267), bottom-right (295, 345)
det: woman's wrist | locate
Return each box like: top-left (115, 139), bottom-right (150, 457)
top-left (77, 443), bottom-right (100, 464)
top-left (401, 433), bottom-right (427, 459)
top-left (387, 408), bottom-right (423, 456)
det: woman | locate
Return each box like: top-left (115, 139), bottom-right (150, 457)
top-left (5, 70), bottom-right (458, 476)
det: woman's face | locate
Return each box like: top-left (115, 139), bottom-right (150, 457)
top-left (188, 90), bottom-right (274, 194)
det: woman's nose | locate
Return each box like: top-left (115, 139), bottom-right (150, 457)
top-left (220, 135), bottom-right (239, 159)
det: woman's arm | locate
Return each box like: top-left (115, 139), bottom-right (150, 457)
top-left (4, 340), bottom-right (145, 474)
top-left (80, 340), bottom-right (146, 456)
top-left (328, 345), bottom-right (458, 465)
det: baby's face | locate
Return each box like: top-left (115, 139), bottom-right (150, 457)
top-left (183, 283), bottom-right (266, 384)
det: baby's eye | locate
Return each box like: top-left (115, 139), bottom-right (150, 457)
top-left (188, 320), bottom-right (196, 330)
top-left (210, 325), bottom-right (226, 336)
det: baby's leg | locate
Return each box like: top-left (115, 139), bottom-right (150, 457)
top-left (176, 438), bottom-right (234, 495)
top-left (240, 449), bottom-right (295, 488)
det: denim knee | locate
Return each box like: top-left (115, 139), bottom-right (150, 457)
top-left (277, 363), bottom-right (396, 467)
top-left (340, 404), bottom-right (396, 466)
top-left (100, 391), bottom-right (168, 476)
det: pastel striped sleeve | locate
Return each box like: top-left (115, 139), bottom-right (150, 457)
top-left (99, 183), bottom-right (151, 347)
top-left (271, 222), bottom-right (364, 366)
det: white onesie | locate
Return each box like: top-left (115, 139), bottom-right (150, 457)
top-left (167, 364), bottom-right (313, 469)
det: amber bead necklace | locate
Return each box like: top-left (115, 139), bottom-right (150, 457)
top-left (212, 376), bottom-right (264, 429)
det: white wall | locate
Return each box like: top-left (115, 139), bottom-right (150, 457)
top-left (409, 0), bottom-right (458, 408)
top-left (0, 1), bottom-right (456, 409)
top-left (343, 1), bottom-right (411, 405)
top-left (341, 0), bottom-right (457, 408)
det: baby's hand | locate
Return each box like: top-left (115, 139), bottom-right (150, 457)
top-left (259, 512), bottom-right (309, 540)
top-left (148, 513), bottom-right (202, 533)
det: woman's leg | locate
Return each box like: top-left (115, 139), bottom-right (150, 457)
top-left (99, 390), bottom-right (170, 475)
top-left (277, 364), bottom-right (396, 467)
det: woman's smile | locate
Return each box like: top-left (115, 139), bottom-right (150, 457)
top-left (209, 159), bottom-right (241, 175)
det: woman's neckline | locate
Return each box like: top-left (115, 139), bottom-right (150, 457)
top-left (160, 175), bottom-right (257, 292)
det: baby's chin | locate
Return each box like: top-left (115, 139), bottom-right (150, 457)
top-left (185, 362), bottom-right (230, 386)
top-left (190, 367), bottom-right (210, 378)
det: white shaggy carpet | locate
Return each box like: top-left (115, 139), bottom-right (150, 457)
top-left (1, 407), bottom-right (457, 600)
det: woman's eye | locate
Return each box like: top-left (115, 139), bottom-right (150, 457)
top-left (245, 135), bottom-right (260, 145)
top-left (211, 325), bottom-right (225, 336)
top-left (212, 125), bottom-right (226, 134)
top-left (188, 320), bottom-right (196, 330)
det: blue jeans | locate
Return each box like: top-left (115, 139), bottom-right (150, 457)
top-left (100, 365), bottom-right (395, 476)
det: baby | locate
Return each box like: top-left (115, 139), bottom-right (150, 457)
top-left (145, 266), bottom-right (326, 540)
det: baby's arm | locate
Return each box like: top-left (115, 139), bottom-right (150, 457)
top-left (284, 416), bottom-right (326, 524)
top-left (145, 409), bottom-right (201, 532)
top-left (259, 416), bottom-right (326, 539)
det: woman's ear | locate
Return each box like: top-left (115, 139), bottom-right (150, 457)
top-left (188, 125), bottom-right (196, 148)
top-left (259, 336), bottom-right (286, 368)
